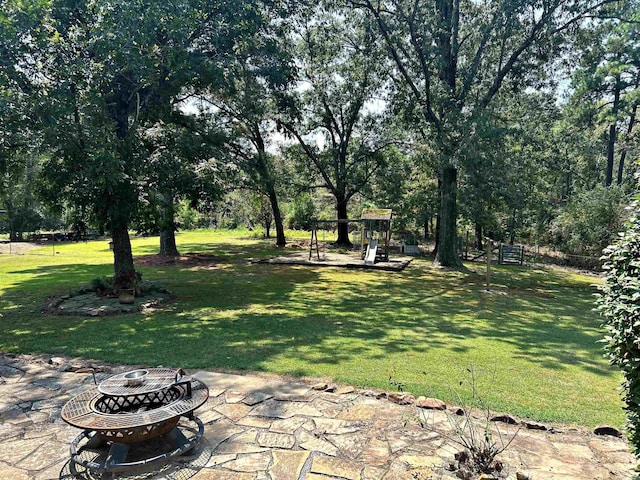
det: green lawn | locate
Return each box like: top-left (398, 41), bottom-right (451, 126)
top-left (0, 229), bottom-right (624, 428)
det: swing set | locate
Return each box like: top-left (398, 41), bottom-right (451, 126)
top-left (308, 209), bottom-right (392, 265)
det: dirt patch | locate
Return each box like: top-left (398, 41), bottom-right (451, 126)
top-left (136, 253), bottom-right (222, 269)
top-left (0, 241), bottom-right (42, 255)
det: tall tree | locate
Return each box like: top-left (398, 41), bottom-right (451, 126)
top-left (8, 0), bottom-right (273, 289)
top-left (569, 6), bottom-right (640, 187)
top-left (197, 33), bottom-right (295, 247)
top-left (0, 0), bottom-right (47, 202)
top-left (1, 153), bottom-right (46, 240)
top-left (354, 0), bottom-right (620, 266)
top-left (280, 4), bottom-right (390, 246)
top-left (137, 121), bottom-right (225, 256)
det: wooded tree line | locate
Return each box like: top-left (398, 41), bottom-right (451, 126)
top-left (1, 0), bottom-right (638, 278)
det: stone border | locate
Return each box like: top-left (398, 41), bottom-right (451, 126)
top-left (42, 285), bottom-right (174, 317)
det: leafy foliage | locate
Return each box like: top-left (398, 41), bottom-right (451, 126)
top-left (552, 186), bottom-right (630, 257)
top-left (286, 193), bottom-right (317, 230)
top-left (597, 185), bottom-right (640, 454)
top-left (280, 4), bottom-right (391, 245)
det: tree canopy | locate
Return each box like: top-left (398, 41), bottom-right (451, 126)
top-left (0, 0), bottom-right (638, 272)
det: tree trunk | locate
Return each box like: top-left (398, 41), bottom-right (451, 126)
top-left (267, 187), bottom-right (286, 247)
top-left (617, 149), bottom-right (626, 186)
top-left (109, 92), bottom-right (136, 277)
top-left (475, 223), bottom-right (482, 250)
top-left (254, 145), bottom-right (285, 247)
top-left (606, 79), bottom-right (621, 187)
top-left (335, 196), bottom-right (352, 247)
top-left (617, 103), bottom-right (637, 185)
top-left (605, 123), bottom-right (616, 187)
top-left (509, 209), bottom-right (517, 245)
top-left (158, 196), bottom-right (179, 257)
top-left (112, 221), bottom-right (134, 275)
top-left (432, 179), bottom-right (441, 256)
top-left (159, 228), bottom-right (179, 257)
top-left (434, 164), bottom-right (462, 267)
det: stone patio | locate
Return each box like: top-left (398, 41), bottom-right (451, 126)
top-left (0, 353), bottom-right (636, 479)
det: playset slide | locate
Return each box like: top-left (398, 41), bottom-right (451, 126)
top-left (364, 239), bottom-right (378, 265)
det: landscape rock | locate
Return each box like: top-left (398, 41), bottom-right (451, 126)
top-left (57, 363), bottom-right (74, 372)
top-left (335, 385), bottom-right (356, 395)
top-left (312, 382), bottom-right (329, 391)
top-left (416, 396), bottom-right (447, 410)
top-left (387, 392), bottom-right (414, 405)
top-left (594, 425), bottom-right (623, 438)
top-left (490, 414), bottom-right (518, 425)
top-left (524, 421), bottom-right (547, 431)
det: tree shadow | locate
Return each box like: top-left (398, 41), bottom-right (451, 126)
top-left (0, 243), bottom-right (620, 424)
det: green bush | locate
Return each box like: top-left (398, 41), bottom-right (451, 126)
top-left (286, 194), bottom-right (316, 230)
top-left (597, 192), bottom-right (640, 455)
top-left (552, 186), bottom-right (629, 257)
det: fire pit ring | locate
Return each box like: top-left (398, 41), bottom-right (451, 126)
top-left (62, 368), bottom-right (209, 475)
top-left (62, 379), bottom-right (208, 443)
top-left (69, 416), bottom-right (204, 474)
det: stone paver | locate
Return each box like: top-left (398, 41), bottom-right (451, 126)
top-left (0, 353), bottom-right (636, 480)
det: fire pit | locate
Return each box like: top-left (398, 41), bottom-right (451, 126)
top-left (62, 368), bottom-right (208, 475)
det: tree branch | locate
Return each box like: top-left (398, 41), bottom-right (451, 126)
top-left (280, 120), bottom-right (338, 194)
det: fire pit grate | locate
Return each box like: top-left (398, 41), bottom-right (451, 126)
top-left (62, 379), bottom-right (208, 435)
top-left (97, 368), bottom-right (186, 396)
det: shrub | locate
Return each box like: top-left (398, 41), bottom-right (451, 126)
top-left (552, 186), bottom-right (629, 257)
top-left (597, 192), bottom-right (640, 455)
top-left (286, 194), bottom-right (316, 230)
top-left (90, 276), bottom-right (115, 297)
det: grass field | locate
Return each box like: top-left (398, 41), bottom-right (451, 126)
top-left (0, 229), bottom-right (625, 428)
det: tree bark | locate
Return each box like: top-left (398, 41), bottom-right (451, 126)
top-left (605, 123), bottom-right (616, 187)
top-left (254, 145), bottom-right (286, 247)
top-left (617, 102), bottom-right (637, 185)
top-left (475, 223), bottom-right (482, 250)
top-left (112, 221), bottom-right (134, 275)
top-left (335, 196), bottom-right (352, 247)
top-left (159, 228), bottom-right (179, 257)
top-left (432, 178), bottom-right (441, 256)
top-left (158, 197), bottom-right (179, 257)
top-left (267, 187), bottom-right (286, 247)
top-left (434, 164), bottom-right (462, 267)
top-left (606, 79), bottom-right (621, 187)
top-left (109, 90), bottom-right (137, 277)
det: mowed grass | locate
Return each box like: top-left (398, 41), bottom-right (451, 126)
top-left (0, 229), bottom-right (624, 428)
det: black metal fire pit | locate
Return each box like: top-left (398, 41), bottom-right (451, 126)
top-left (61, 368), bottom-right (208, 476)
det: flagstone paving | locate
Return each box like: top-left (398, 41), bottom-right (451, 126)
top-left (0, 353), bottom-right (636, 479)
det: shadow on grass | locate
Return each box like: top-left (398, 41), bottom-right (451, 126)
top-left (0, 240), bottom-right (619, 425)
top-left (1, 246), bottom-right (608, 375)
